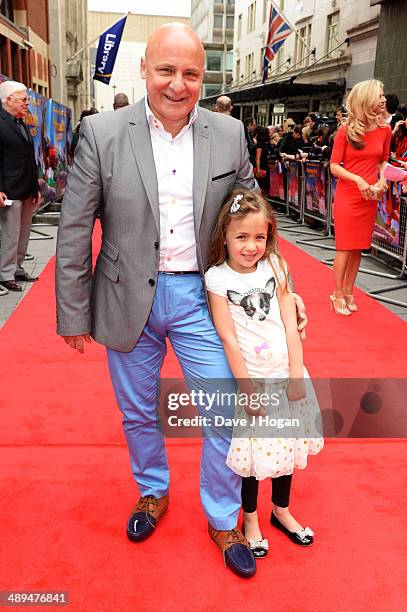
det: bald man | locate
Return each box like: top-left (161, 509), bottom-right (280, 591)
top-left (113, 92), bottom-right (129, 110)
top-left (215, 95), bottom-right (233, 115)
top-left (56, 24), bottom-right (259, 577)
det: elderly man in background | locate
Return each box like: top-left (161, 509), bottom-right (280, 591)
top-left (215, 95), bottom-right (233, 115)
top-left (0, 81), bottom-right (40, 293)
top-left (113, 92), bottom-right (130, 110)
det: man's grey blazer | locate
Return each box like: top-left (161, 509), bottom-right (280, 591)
top-left (55, 98), bottom-right (256, 352)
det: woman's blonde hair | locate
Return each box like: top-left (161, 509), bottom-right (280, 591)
top-left (207, 189), bottom-right (289, 291)
top-left (344, 79), bottom-right (386, 149)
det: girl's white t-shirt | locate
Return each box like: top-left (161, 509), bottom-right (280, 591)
top-left (205, 256), bottom-right (290, 379)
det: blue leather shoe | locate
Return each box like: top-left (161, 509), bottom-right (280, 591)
top-left (208, 525), bottom-right (256, 578)
top-left (127, 494), bottom-right (169, 542)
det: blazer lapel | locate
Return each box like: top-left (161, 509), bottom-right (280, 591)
top-left (193, 111), bottom-right (210, 234)
top-left (127, 100), bottom-right (160, 232)
top-left (0, 108), bottom-right (27, 142)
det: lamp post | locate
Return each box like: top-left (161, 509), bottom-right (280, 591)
top-left (222, 1), bottom-right (227, 93)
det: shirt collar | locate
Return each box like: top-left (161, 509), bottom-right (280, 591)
top-left (144, 97), bottom-right (198, 139)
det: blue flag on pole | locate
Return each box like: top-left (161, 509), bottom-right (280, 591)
top-left (93, 16), bottom-right (127, 84)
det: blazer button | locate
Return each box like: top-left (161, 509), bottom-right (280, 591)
top-left (148, 278), bottom-right (155, 286)
top-left (154, 241), bottom-right (159, 249)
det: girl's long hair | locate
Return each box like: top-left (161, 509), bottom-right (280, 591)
top-left (207, 189), bottom-right (289, 292)
top-left (344, 79), bottom-right (386, 149)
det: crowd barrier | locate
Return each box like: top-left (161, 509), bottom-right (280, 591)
top-left (268, 159), bottom-right (407, 307)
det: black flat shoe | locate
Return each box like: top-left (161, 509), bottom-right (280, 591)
top-left (270, 512), bottom-right (314, 546)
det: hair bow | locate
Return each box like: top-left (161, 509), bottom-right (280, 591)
top-left (230, 194), bottom-right (243, 213)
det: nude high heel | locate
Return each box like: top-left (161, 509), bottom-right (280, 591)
top-left (330, 294), bottom-right (351, 316)
top-left (344, 294), bottom-right (358, 312)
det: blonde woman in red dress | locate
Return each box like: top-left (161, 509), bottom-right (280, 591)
top-left (330, 80), bottom-right (391, 315)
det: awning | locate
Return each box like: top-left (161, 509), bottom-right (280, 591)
top-left (200, 79), bottom-right (346, 107)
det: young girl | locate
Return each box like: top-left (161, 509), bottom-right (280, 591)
top-left (205, 189), bottom-right (323, 558)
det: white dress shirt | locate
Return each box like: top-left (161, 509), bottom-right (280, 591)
top-left (145, 98), bottom-right (199, 272)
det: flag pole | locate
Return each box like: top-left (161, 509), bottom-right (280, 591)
top-left (269, 0), bottom-right (313, 54)
top-left (67, 12), bottom-right (130, 62)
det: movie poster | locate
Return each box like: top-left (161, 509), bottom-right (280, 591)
top-left (373, 182), bottom-right (404, 249)
top-left (45, 100), bottom-right (73, 201)
top-left (0, 74), bottom-right (72, 204)
top-left (269, 161), bottom-right (284, 201)
top-left (304, 161), bottom-right (326, 216)
top-left (287, 161), bottom-right (299, 208)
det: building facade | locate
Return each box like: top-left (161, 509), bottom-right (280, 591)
top-left (48, 0), bottom-right (90, 123)
top-left (211, 0), bottom-right (381, 124)
top-left (373, 0), bottom-right (407, 103)
top-left (191, 0), bottom-right (235, 99)
top-left (87, 11), bottom-right (189, 113)
top-left (0, 0), bottom-right (50, 96)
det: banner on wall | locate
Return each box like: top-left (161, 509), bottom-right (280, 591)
top-left (373, 182), bottom-right (403, 248)
top-left (269, 161), bottom-right (284, 201)
top-left (304, 161), bottom-right (326, 216)
top-left (287, 161), bottom-right (299, 207)
top-left (0, 73), bottom-right (72, 203)
top-left (45, 100), bottom-right (72, 201)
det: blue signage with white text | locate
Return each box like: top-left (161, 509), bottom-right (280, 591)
top-left (93, 15), bottom-right (127, 85)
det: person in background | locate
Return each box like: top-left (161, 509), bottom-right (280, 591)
top-left (329, 80), bottom-right (390, 315)
top-left (113, 92), bottom-right (130, 110)
top-left (0, 80), bottom-right (41, 293)
top-left (70, 108), bottom-right (98, 158)
top-left (215, 95), bottom-right (233, 115)
top-left (279, 125), bottom-right (304, 161)
top-left (282, 117), bottom-right (295, 133)
top-left (329, 105), bottom-right (347, 149)
top-left (383, 94), bottom-right (399, 129)
top-left (244, 117), bottom-right (258, 167)
top-left (391, 105), bottom-right (407, 164)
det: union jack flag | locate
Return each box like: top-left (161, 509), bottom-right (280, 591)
top-left (262, 2), bottom-right (293, 83)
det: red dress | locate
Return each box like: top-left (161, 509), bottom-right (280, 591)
top-left (331, 124), bottom-right (391, 249)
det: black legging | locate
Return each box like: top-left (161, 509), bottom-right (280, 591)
top-left (241, 474), bottom-right (293, 513)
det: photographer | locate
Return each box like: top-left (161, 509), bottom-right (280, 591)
top-left (391, 105), bottom-right (407, 168)
top-left (279, 125), bottom-right (304, 161)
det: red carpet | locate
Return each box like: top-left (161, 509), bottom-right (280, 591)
top-left (0, 227), bottom-right (406, 610)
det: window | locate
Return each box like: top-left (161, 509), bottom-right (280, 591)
top-left (203, 84), bottom-right (221, 98)
top-left (260, 47), bottom-right (265, 75)
top-left (237, 13), bottom-right (242, 39)
top-left (226, 51), bottom-right (233, 71)
top-left (206, 50), bottom-right (223, 72)
top-left (295, 24), bottom-right (311, 67)
top-left (0, 0), bottom-right (14, 21)
top-left (226, 15), bottom-right (234, 29)
top-left (327, 12), bottom-right (339, 54)
top-left (245, 52), bottom-right (254, 79)
top-left (247, 2), bottom-right (256, 34)
top-left (236, 59), bottom-right (241, 81)
top-left (214, 14), bottom-right (223, 29)
top-left (276, 46), bottom-right (285, 72)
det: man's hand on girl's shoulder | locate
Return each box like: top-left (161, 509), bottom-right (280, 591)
top-left (292, 293), bottom-right (307, 340)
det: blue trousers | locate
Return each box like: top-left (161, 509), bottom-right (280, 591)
top-left (107, 272), bottom-right (241, 530)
